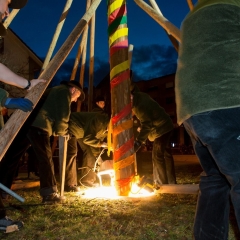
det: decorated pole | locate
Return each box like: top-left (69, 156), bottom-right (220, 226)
top-left (107, 0), bottom-right (135, 196)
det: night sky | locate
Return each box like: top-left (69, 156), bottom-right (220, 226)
top-left (9, 0), bottom-right (197, 87)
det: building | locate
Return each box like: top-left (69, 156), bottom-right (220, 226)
top-left (0, 28), bottom-right (43, 99)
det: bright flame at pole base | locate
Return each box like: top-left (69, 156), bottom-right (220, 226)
top-left (80, 183), bottom-right (155, 199)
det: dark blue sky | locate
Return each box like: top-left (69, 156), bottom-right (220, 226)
top-left (10, 0), bottom-right (197, 87)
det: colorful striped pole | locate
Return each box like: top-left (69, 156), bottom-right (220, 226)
top-left (107, 0), bottom-right (135, 196)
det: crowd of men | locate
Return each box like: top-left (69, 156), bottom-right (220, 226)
top-left (0, 0), bottom-right (239, 239)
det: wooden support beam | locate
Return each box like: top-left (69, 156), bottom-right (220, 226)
top-left (0, 0), bottom-right (102, 161)
top-left (155, 184), bottom-right (199, 194)
top-left (187, 0), bottom-right (194, 11)
top-left (3, 9), bottom-right (19, 28)
top-left (134, 0), bottom-right (181, 43)
top-left (148, 0), bottom-right (179, 52)
top-left (88, 0), bottom-right (96, 112)
top-left (12, 180), bottom-right (40, 191)
top-left (70, 0), bottom-right (91, 82)
top-left (41, 0), bottom-right (74, 72)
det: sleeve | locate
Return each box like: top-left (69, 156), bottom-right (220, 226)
top-left (52, 89), bottom-right (71, 136)
top-left (136, 119), bottom-right (152, 143)
top-left (83, 116), bottom-right (102, 147)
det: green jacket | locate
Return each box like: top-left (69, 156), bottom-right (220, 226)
top-left (175, 1), bottom-right (240, 124)
top-left (0, 88), bottom-right (8, 129)
top-left (132, 91), bottom-right (173, 143)
top-left (31, 85), bottom-right (71, 136)
top-left (69, 112), bottom-right (109, 147)
top-left (191, 0), bottom-right (240, 15)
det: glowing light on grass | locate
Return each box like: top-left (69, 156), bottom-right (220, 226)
top-left (80, 183), bottom-right (154, 199)
top-left (129, 183), bottom-right (155, 198)
top-left (81, 186), bottom-right (120, 199)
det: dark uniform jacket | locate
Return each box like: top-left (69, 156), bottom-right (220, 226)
top-left (132, 90), bottom-right (173, 143)
top-left (68, 112), bottom-right (109, 147)
top-left (31, 85), bottom-right (71, 136)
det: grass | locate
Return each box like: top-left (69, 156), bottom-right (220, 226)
top-left (0, 157), bottom-right (239, 239)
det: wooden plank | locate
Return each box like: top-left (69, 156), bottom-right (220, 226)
top-left (155, 184), bottom-right (199, 194)
top-left (134, 0), bottom-right (181, 43)
top-left (12, 180), bottom-right (40, 190)
top-left (0, 0), bottom-right (102, 161)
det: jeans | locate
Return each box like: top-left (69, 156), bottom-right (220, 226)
top-left (152, 130), bottom-right (176, 185)
top-left (183, 107), bottom-right (240, 240)
top-left (27, 127), bottom-right (57, 196)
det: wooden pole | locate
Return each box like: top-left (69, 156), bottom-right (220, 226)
top-left (79, 29), bottom-right (88, 87)
top-left (88, 0), bottom-right (96, 112)
top-left (148, 0), bottom-right (179, 51)
top-left (155, 184), bottom-right (199, 194)
top-left (134, 0), bottom-right (181, 43)
top-left (108, 0), bottom-right (135, 196)
top-left (128, 44), bottom-right (134, 67)
top-left (0, 0), bottom-right (102, 161)
top-left (3, 9), bottom-right (19, 28)
top-left (59, 135), bottom-right (68, 198)
top-left (187, 0), bottom-right (194, 11)
top-left (70, 0), bottom-right (91, 81)
top-left (41, 0), bottom-right (74, 72)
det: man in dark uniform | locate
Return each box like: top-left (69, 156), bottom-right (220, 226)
top-left (65, 112), bottom-right (109, 188)
top-left (27, 80), bottom-right (85, 203)
top-left (131, 84), bottom-right (176, 188)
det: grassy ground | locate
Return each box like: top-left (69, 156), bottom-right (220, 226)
top-left (1, 158), bottom-right (239, 240)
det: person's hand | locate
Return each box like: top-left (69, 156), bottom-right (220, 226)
top-left (134, 140), bottom-right (142, 153)
top-left (4, 98), bottom-right (33, 112)
top-left (27, 79), bottom-right (46, 91)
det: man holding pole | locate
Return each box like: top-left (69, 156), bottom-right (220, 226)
top-left (0, 0), bottom-right (46, 233)
top-left (131, 83), bottom-right (176, 188)
top-left (65, 111), bottom-right (109, 189)
top-left (27, 80), bottom-right (85, 204)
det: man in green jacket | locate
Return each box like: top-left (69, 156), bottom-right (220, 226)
top-left (27, 80), bottom-right (85, 204)
top-left (65, 112), bottom-right (109, 188)
top-left (175, 0), bottom-right (240, 238)
top-left (131, 84), bottom-right (176, 188)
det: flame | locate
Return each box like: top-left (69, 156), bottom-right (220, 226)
top-left (79, 182), bottom-right (154, 199)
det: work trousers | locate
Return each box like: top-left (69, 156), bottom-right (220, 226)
top-left (184, 107), bottom-right (240, 240)
top-left (152, 130), bottom-right (176, 185)
top-left (27, 127), bottom-right (57, 196)
top-left (0, 134), bottom-right (30, 189)
top-left (65, 136), bottom-right (98, 186)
